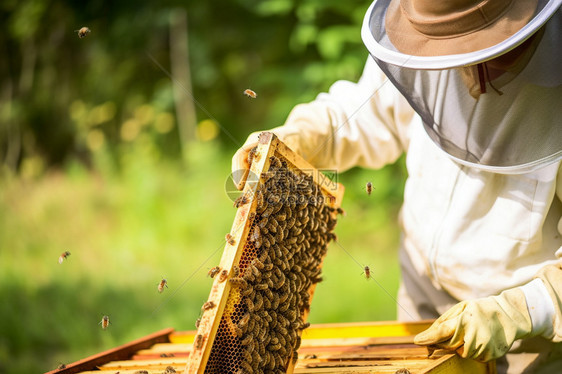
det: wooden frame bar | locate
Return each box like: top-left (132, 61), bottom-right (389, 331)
top-left (185, 132), bottom-right (345, 373)
top-left (44, 328), bottom-right (173, 374)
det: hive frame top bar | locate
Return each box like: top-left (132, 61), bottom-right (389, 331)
top-left (186, 132), bottom-right (344, 373)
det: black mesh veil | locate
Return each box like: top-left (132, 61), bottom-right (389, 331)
top-left (362, 0), bottom-right (562, 173)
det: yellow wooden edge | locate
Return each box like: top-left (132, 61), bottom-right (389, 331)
top-left (300, 320), bottom-right (433, 340)
top-left (100, 357), bottom-right (187, 368)
top-left (169, 331), bottom-right (197, 344)
top-left (170, 321), bottom-right (432, 345)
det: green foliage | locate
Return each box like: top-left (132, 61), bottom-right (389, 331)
top-left (0, 1), bottom-right (410, 373)
top-left (0, 0), bottom-right (369, 171)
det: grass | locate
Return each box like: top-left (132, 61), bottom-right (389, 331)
top-left (0, 141), bottom-right (406, 373)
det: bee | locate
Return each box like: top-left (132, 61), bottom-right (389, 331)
top-left (164, 366), bottom-right (177, 374)
top-left (56, 363), bottom-right (66, 370)
top-left (195, 318), bottom-right (201, 328)
top-left (304, 353), bottom-right (317, 359)
top-left (240, 360), bottom-right (254, 373)
top-left (366, 181), bottom-right (373, 195)
top-left (158, 278), bottom-right (168, 293)
top-left (244, 297), bottom-right (255, 313)
top-left (202, 301), bottom-right (216, 310)
top-left (233, 194), bottom-right (249, 208)
top-left (241, 334), bottom-right (253, 346)
top-left (283, 308), bottom-right (296, 321)
top-left (218, 269), bottom-right (229, 282)
top-left (58, 251), bottom-right (71, 264)
top-left (243, 88), bottom-right (257, 99)
top-left (232, 265), bottom-right (240, 277)
top-left (75, 27), bottom-right (91, 38)
top-left (195, 334), bottom-right (204, 349)
top-left (395, 369), bottom-right (411, 374)
top-left (228, 277), bottom-right (247, 288)
top-left (99, 315), bottom-right (110, 330)
top-left (363, 265), bottom-right (371, 280)
top-left (254, 293), bottom-right (264, 311)
top-left (208, 266), bottom-right (220, 278)
top-left (133, 371), bottom-right (148, 374)
top-left (241, 283), bottom-right (254, 297)
top-left (255, 283), bottom-right (268, 291)
top-left (238, 312), bottom-right (250, 328)
top-left (269, 155), bottom-right (282, 168)
top-left (251, 257), bottom-right (264, 270)
top-left (253, 225), bottom-right (261, 241)
top-left (225, 233), bottom-right (236, 246)
top-left (247, 146), bottom-right (257, 165)
top-left (292, 351), bottom-right (299, 364)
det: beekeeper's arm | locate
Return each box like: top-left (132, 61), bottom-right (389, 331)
top-left (415, 169), bottom-right (562, 362)
top-left (232, 58), bottom-right (416, 188)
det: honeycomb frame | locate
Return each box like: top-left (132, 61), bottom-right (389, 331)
top-left (186, 132), bottom-right (344, 374)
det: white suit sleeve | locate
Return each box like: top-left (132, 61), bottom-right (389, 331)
top-left (524, 164), bottom-right (562, 341)
top-left (278, 57), bottom-right (418, 171)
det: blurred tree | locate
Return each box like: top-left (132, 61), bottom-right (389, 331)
top-left (0, 0), bottom-right (370, 174)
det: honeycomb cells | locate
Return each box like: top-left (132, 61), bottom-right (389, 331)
top-left (204, 155), bottom-right (338, 374)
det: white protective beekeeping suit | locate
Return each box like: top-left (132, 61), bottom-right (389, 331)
top-left (232, 1), bottom-right (562, 372)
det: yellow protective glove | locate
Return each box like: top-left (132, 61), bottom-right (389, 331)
top-left (414, 287), bottom-right (533, 362)
top-left (231, 126), bottom-right (302, 190)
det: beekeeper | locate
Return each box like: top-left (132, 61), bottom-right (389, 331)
top-left (232, 0), bottom-right (562, 373)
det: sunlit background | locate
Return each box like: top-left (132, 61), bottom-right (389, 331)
top-left (0, 1), bottom-right (407, 372)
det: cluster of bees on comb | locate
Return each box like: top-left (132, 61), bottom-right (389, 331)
top-left (201, 153), bottom-right (339, 373)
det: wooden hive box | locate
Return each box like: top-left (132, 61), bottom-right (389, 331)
top-left (45, 321), bottom-right (496, 373)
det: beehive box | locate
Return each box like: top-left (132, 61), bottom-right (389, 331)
top-left (187, 132), bottom-right (345, 373)
top-left (46, 321), bottom-right (496, 373)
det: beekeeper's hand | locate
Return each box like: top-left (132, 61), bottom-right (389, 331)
top-left (414, 279), bottom-right (556, 362)
top-left (231, 126), bottom-right (302, 190)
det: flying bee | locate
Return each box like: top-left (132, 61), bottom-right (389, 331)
top-left (225, 233), bottom-right (236, 246)
top-left (99, 315), bottom-right (110, 330)
top-left (58, 251), bottom-right (71, 264)
top-left (208, 266), bottom-right (220, 278)
top-left (366, 182), bottom-right (373, 196)
top-left (75, 27), bottom-right (91, 38)
top-left (363, 265), bottom-right (371, 280)
top-left (243, 88), bottom-right (257, 99)
top-left (158, 277), bottom-right (168, 293)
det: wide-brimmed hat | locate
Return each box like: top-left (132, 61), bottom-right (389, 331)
top-left (362, 0), bottom-right (561, 69)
